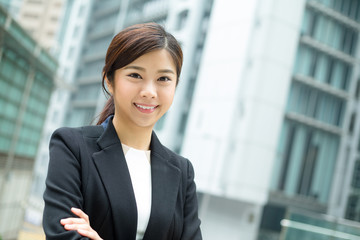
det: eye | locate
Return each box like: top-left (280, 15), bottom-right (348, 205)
top-left (128, 73), bottom-right (142, 79)
top-left (158, 76), bottom-right (171, 82)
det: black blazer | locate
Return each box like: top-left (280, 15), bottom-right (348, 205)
top-left (43, 118), bottom-right (202, 240)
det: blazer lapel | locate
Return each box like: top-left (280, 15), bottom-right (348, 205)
top-left (143, 132), bottom-right (181, 239)
top-left (92, 120), bottom-right (137, 240)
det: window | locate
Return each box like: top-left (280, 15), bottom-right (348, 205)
top-left (349, 113), bottom-right (356, 134)
top-left (352, 161), bottom-right (360, 189)
top-left (314, 53), bottom-right (329, 83)
top-left (293, 44), bottom-right (353, 91)
top-left (287, 82), bottom-right (346, 127)
top-left (355, 79), bottom-right (360, 100)
top-left (345, 195), bottom-right (358, 220)
top-left (303, 8), bottom-right (358, 54)
top-left (74, 83), bottom-right (101, 101)
top-left (66, 107), bottom-right (96, 127)
top-left (175, 10), bottom-right (189, 31)
top-left (274, 119), bottom-right (340, 203)
top-left (155, 113), bottom-right (167, 131)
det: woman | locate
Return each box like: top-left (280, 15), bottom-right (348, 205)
top-left (43, 23), bottom-right (202, 240)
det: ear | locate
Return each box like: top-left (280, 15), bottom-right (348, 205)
top-left (105, 75), bottom-right (114, 95)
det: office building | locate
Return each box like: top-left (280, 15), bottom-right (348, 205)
top-left (181, 0), bottom-right (360, 239)
top-left (26, 0), bottom-right (360, 239)
top-left (0, 5), bottom-right (57, 239)
top-left (17, 0), bottom-right (65, 54)
top-left (22, 0), bottom-right (92, 238)
top-left (0, 0), bottom-right (22, 18)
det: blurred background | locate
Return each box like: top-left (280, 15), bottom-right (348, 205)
top-left (0, 0), bottom-right (359, 239)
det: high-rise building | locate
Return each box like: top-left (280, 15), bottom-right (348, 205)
top-left (0, 0), bottom-right (22, 18)
top-left (22, 0), bottom-right (92, 238)
top-left (17, 0), bottom-right (65, 54)
top-left (27, 0), bottom-right (360, 239)
top-left (182, 0), bottom-right (360, 239)
top-left (0, 5), bottom-right (57, 239)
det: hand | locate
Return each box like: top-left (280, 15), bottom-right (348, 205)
top-left (60, 207), bottom-right (103, 240)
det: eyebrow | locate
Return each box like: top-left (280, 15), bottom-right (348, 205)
top-left (124, 65), bottom-right (175, 74)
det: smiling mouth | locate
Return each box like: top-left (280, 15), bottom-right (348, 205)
top-left (134, 103), bottom-right (158, 110)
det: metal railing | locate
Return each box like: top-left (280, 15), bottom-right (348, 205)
top-left (280, 210), bottom-right (360, 240)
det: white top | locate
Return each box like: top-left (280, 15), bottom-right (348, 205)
top-left (122, 144), bottom-right (152, 240)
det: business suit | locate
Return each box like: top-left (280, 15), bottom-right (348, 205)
top-left (43, 117), bottom-right (202, 240)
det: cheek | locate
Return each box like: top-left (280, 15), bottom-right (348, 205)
top-left (163, 88), bottom-right (176, 105)
top-left (114, 81), bottom-right (134, 96)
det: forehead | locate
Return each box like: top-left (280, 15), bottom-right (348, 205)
top-left (125, 49), bottom-right (176, 71)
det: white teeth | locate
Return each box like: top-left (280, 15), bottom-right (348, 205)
top-left (136, 104), bottom-right (156, 110)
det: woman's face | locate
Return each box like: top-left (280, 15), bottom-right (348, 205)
top-left (107, 49), bottom-right (177, 130)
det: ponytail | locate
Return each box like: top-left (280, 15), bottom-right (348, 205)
top-left (96, 96), bottom-right (115, 125)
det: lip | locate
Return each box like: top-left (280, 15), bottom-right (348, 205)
top-left (134, 103), bottom-right (158, 113)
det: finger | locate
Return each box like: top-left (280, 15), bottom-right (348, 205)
top-left (71, 208), bottom-right (89, 222)
top-left (63, 223), bottom-right (91, 231)
top-left (60, 218), bottom-right (87, 225)
top-left (77, 229), bottom-right (102, 240)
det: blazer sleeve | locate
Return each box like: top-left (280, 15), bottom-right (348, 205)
top-left (43, 127), bottom-right (89, 240)
top-left (181, 160), bottom-right (202, 240)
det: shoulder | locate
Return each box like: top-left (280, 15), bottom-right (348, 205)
top-left (161, 145), bottom-right (195, 175)
top-left (52, 125), bottom-right (104, 140)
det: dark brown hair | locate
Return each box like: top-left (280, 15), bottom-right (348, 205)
top-left (96, 22), bottom-right (183, 125)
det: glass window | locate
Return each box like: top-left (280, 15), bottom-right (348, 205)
top-left (349, 0), bottom-right (359, 20)
top-left (344, 29), bottom-right (358, 56)
top-left (8, 86), bottom-right (22, 104)
top-left (0, 137), bottom-right (11, 152)
top-left (175, 10), bottom-right (189, 31)
top-left (0, 98), bottom-right (5, 114)
top-left (74, 83), bottom-right (101, 101)
top-left (355, 79), bottom-right (360, 99)
top-left (330, 60), bottom-right (345, 89)
top-left (155, 113), bottom-right (167, 131)
top-left (348, 113), bottom-right (356, 134)
top-left (0, 79), bottom-right (8, 97)
top-left (356, 0), bottom-right (360, 21)
top-left (330, 21), bottom-right (342, 50)
top-left (2, 119), bottom-right (15, 136)
top-left (314, 53), bottom-right (329, 83)
top-left (342, 65), bottom-right (351, 91)
top-left (13, 68), bottom-right (27, 88)
top-left (301, 10), bottom-right (311, 35)
top-left (274, 120), bottom-right (339, 204)
top-left (1, 57), bottom-right (15, 79)
top-left (345, 195), bottom-right (358, 220)
top-left (326, 59), bottom-right (334, 84)
top-left (294, 45), bottom-right (314, 77)
top-left (4, 102), bottom-right (18, 119)
top-left (66, 107), bottom-right (96, 127)
top-left (333, 0), bottom-right (342, 12)
top-left (341, 0), bottom-right (351, 16)
top-left (288, 82), bottom-right (345, 127)
top-left (313, 15), bottom-right (327, 43)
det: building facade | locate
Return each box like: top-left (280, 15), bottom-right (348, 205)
top-left (22, 0), bottom-right (92, 238)
top-left (17, 0), bottom-right (65, 54)
top-left (0, 5), bottom-right (57, 239)
top-left (24, 0), bottom-right (360, 239)
top-left (181, 0), bottom-right (360, 239)
top-left (0, 0), bottom-right (22, 19)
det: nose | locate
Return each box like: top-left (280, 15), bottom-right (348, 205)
top-left (140, 81), bottom-right (157, 99)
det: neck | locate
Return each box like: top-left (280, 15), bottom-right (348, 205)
top-left (112, 115), bottom-right (153, 150)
